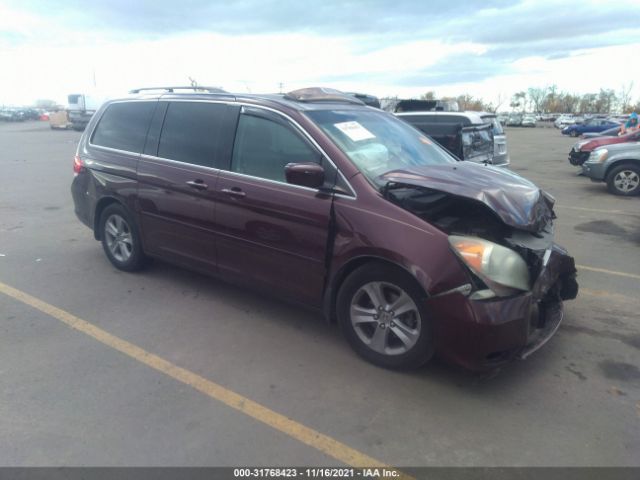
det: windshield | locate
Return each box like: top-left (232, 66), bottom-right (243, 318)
top-left (306, 109), bottom-right (456, 184)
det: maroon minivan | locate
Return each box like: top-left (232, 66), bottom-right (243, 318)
top-left (71, 87), bottom-right (578, 371)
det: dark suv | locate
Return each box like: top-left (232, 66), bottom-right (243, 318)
top-left (395, 111), bottom-right (497, 166)
top-left (71, 87), bottom-right (578, 371)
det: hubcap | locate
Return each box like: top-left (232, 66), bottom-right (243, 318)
top-left (350, 282), bottom-right (421, 356)
top-left (104, 214), bottom-right (133, 262)
top-left (614, 170), bottom-right (640, 193)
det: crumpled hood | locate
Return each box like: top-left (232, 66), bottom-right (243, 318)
top-left (379, 161), bottom-right (555, 232)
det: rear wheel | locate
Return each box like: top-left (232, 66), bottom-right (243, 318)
top-left (606, 164), bottom-right (640, 196)
top-left (337, 263), bottom-right (434, 369)
top-left (99, 204), bottom-right (147, 271)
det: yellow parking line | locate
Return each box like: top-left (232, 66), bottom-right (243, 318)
top-left (0, 281), bottom-right (410, 477)
top-left (577, 265), bottom-right (640, 280)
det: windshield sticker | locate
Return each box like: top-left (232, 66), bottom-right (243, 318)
top-left (334, 121), bottom-right (376, 142)
top-left (418, 136), bottom-right (432, 145)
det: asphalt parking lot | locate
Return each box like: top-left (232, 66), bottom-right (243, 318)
top-left (1, 120), bottom-right (639, 467)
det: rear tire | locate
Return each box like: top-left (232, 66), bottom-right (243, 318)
top-left (337, 263), bottom-right (434, 369)
top-left (606, 164), bottom-right (640, 196)
top-left (99, 204), bottom-right (147, 271)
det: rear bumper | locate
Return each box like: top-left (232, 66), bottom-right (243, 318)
top-left (426, 243), bottom-right (578, 371)
top-left (71, 173), bottom-right (93, 230)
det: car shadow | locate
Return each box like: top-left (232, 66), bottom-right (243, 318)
top-left (137, 258), bottom-right (547, 395)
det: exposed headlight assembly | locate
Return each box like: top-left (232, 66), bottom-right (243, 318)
top-left (449, 235), bottom-right (531, 299)
top-left (590, 148), bottom-right (608, 163)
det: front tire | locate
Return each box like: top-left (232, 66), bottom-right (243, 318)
top-left (606, 164), bottom-right (640, 196)
top-left (99, 204), bottom-right (147, 271)
top-left (570, 130), bottom-right (579, 137)
top-left (337, 263), bottom-right (434, 369)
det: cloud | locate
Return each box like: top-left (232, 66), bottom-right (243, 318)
top-left (13, 0), bottom-right (513, 38)
top-left (1, 0), bottom-right (640, 105)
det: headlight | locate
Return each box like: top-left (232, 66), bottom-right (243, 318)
top-left (590, 149), bottom-right (608, 163)
top-left (449, 235), bottom-right (531, 296)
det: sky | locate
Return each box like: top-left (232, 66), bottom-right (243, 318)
top-left (1, 0), bottom-right (639, 108)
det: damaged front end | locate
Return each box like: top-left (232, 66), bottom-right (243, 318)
top-left (380, 164), bottom-right (578, 368)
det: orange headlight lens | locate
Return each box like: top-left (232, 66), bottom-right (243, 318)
top-left (450, 239), bottom-right (488, 272)
top-left (448, 235), bottom-right (531, 293)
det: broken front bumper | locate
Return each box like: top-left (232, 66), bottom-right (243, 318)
top-left (519, 300), bottom-right (563, 360)
top-left (426, 243), bottom-right (578, 371)
top-left (568, 150), bottom-right (589, 166)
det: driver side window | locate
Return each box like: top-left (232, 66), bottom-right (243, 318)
top-left (231, 112), bottom-right (321, 182)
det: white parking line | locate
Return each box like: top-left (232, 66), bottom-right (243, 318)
top-left (577, 265), bottom-right (640, 280)
top-left (557, 205), bottom-right (640, 217)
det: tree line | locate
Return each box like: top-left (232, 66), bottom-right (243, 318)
top-left (417, 82), bottom-right (638, 114)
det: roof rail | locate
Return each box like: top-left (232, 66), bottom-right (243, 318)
top-left (129, 86), bottom-right (227, 94)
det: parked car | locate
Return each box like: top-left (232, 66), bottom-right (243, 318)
top-left (23, 108), bottom-right (40, 120)
top-left (562, 118), bottom-right (620, 137)
top-left (582, 142), bottom-right (640, 195)
top-left (608, 115), bottom-right (630, 124)
top-left (554, 115), bottom-right (575, 129)
top-left (395, 111), bottom-right (496, 165)
top-left (581, 125), bottom-right (620, 139)
top-left (521, 115), bottom-right (537, 127)
top-left (71, 86), bottom-right (578, 371)
top-left (569, 130), bottom-right (640, 166)
top-left (479, 112), bottom-right (510, 166)
top-left (0, 108), bottom-right (26, 122)
top-left (506, 114), bottom-right (522, 127)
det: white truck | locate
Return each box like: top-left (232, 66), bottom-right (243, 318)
top-left (67, 93), bottom-right (109, 131)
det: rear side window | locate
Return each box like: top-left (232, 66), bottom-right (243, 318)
top-left (438, 115), bottom-right (470, 125)
top-left (158, 102), bottom-right (227, 167)
top-left (482, 117), bottom-right (504, 135)
top-left (231, 112), bottom-right (320, 182)
top-left (402, 114), bottom-right (437, 123)
top-left (92, 102), bottom-right (156, 153)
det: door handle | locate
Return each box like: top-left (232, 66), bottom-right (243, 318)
top-left (221, 187), bottom-right (246, 198)
top-left (186, 180), bottom-right (208, 190)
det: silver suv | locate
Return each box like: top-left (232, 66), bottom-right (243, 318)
top-left (582, 142), bottom-right (640, 195)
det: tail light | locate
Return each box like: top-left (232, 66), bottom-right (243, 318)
top-left (73, 155), bottom-right (84, 175)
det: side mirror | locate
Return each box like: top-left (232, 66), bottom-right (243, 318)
top-left (284, 162), bottom-right (325, 189)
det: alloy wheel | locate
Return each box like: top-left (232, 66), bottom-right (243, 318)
top-left (613, 170), bottom-right (640, 193)
top-left (349, 281), bottom-right (421, 356)
top-left (104, 214), bottom-right (133, 263)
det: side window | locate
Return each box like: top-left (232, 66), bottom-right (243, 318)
top-left (158, 102), bottom-right (228, 167)
top-left (231, 112), bottom-right (321, 182)
top-left (91, 102), bottom-right (156, 153)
